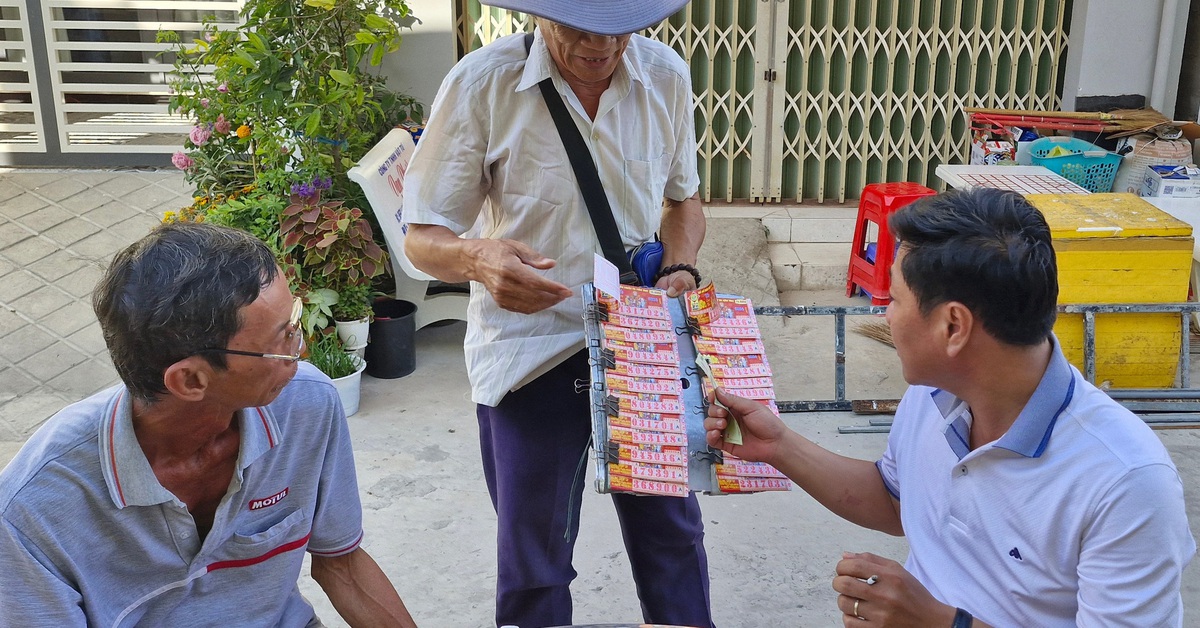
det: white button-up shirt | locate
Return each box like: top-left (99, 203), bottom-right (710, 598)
top-left (403, 29), bottom-right (700, 406)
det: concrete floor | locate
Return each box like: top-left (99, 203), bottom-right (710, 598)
top-left (1, 170), bottom-right (1199, 626)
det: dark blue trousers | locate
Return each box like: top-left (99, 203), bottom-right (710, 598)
top-left (477, 350), bottom-right (713, 628)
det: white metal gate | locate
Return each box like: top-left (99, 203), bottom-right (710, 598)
top-left (1, 0), bottom-right (240, 163)
top-left (456, 0), bottom-right (1072, 203)
top-left (0, 0), bottom-right (45, 152)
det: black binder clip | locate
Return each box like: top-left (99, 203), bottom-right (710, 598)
top-left (599, 348), bottom-right (617, 369)
top-left (694, 447), bottom-right (724, 465)
top-left (573, 379), bottom-right (591, 394)
top-left (603, 395), bottom-right (621, 417)
top-left (604, 440), bottom-right (620, 464)
top-left (585, 301), bottom-right (610, 322)
top-left (683, 315), bottom-right (701, 336)
top-left (683, 365), bottom-right (702, 377)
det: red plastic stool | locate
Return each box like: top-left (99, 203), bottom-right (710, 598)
top-left (846, 182), bottom-right (937, 305)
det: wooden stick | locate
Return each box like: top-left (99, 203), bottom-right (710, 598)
top-left (964, 107), bottom-right (1114, 120)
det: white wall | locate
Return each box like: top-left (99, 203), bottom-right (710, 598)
top-left (376, 0), bottom-right (458, 116)
top-left (1062, 0), bottom-right (1191, 113)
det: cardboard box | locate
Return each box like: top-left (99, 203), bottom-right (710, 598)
top-left (970, 139), bottom-right (1015, 165)
top-left (1140, 164), bottom-right (1200, 198)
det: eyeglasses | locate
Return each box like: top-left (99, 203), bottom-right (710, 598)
top-left (198, 296), bottom-right (305, 363)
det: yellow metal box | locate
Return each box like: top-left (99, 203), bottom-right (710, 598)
top-left (1026, 193), bottom-right (1193, 387)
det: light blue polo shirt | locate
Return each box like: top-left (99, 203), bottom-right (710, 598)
top-left (877, 339), bottom-right (1195, 627)
top-left (0, 362), bottom-right (363, 626)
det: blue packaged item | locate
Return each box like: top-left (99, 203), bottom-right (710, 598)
top-left (628, 240), bottom-right (664, 287)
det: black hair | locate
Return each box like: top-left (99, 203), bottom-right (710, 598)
top-left (888, 187), bottom-right (1058, 346)
top-left (92, 222), bottom-right (278, 402)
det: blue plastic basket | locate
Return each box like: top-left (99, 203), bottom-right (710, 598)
top-left (1029, 136), bottom-right (1122, 192)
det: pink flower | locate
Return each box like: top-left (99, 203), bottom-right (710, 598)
top-left (189, 125), bottom-right (212, 146)
top-left (213, 114), bottom-right (231, 135)
top-left (200, 98), bottom-right (210, 108)
top-left (172, 152), bottom-right (194, 170)
top-left (217, 83), bottom-right (228, 93)
top-left (205, 32), bottom-right (215, 43)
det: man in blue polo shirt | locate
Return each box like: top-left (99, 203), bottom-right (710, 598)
top-left (0, 223), bottom-right (417, 626)
top-left (705, 188), bottom-right (1194, 627)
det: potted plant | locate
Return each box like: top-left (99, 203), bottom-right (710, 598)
top-left (159, 0), bottom-right (419, 385)
top-left (306, 330), bottom-right (367, 416)
top-left (329, 282), bottom-right (373, 351)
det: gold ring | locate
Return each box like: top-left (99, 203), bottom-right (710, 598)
top-left (853, 598), bottom-right (861, 618)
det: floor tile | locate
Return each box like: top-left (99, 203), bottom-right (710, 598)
top-left (43, 217), bottom-right (103, 247)
top-left (25, 249), bottom-right (89, 282)
top-left (9, 286), bottom-right (73, 321)
top-left (0, 367), bottom-right (38, 397)
top-left (0, 220), bottom-right (35, 250)
top-left (47, 359), bottom-right (118, 399)
top-left (29, 178), bottom-right (90, 202)
top-left (0, 391), bottom-right (71, 438)
top-left (21, 342), bottom-right (88, 381)
top-left (57, 189), bottom-right (112, 215)
top-left (20, 205), bottom-right (74, 232)
top-left (0, 269), bottom-right (46, 303)
top-left (0, 193), bottom-right (48, 219)
top-left (56, 266), bottom-right (104, 298)
top-left (0, 234), bottom-right (56, 265)
top-left (84, 200), bottom-right (142, 228)
top-left (66, 322), bottom-right (109, 357)
top-left (34, 300), bottom-right (94, 337)
top-left (0, 325), bottom-right (55, 363)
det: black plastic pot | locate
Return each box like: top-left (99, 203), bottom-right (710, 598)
top-left (365, 299), bottom-right (416, 378)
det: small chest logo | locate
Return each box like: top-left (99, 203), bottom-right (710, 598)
top-left (248, 487), bottom-right (289, 511)
top-left (1009, 547), bottom-right (1023, 561)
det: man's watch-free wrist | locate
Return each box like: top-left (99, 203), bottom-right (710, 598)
top-left (952, 607), bottom-right (973, 628)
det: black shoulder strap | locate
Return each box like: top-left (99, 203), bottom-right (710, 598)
top-left (525, 32), bottom-right (638, 284)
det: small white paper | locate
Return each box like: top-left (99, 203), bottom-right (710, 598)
top-left (593, 253), bottom-right (620, 298)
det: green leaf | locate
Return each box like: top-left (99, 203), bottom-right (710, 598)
top-left (369, 46), bottom-right (384, 66)
top-left (329, 69), bottom-right (355, 86)
top-left (303, 0), bottom-right (336, 9)
top-left (364, 15), bottom-right (391, 30)
top-left (355, 31), bottom-right (378, 45)
top-left (230, 51), bottom-right (255, 69)
top-left (305, 113), bottom-right (321, 137)
top-left (246, 32), bottom-right (268, 53)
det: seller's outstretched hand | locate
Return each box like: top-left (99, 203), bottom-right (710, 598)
top-left (833, 552), bottom-right (957, 628)
top-left (704, 387), bottom-right (788, 464)
top-left (468, 239), bottom-right (573, 314)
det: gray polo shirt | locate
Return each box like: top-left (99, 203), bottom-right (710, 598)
top-left (0, 362), bottom-right (363, 626)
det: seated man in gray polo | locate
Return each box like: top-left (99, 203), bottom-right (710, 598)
top-left (0, 223), bottom-right (417, 626)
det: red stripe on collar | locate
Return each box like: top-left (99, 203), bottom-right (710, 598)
top-left (109, 391), bottom-right (126, 508)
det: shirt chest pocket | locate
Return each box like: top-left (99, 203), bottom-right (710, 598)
top-left (224, 508), bottom-right (309, 558)
top-left (620, 153), bottom-right (670, 243)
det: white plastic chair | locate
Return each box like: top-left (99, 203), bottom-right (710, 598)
top-left (348, 128), bottom-right (468, 330)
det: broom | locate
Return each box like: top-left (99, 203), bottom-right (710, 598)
top-left (964, 107), bottom-right (1171, 136)
top-left (853, 319), bottom-right (894, 348)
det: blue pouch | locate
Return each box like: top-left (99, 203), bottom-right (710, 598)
top-left (628, 240), bottom-right (664, 287)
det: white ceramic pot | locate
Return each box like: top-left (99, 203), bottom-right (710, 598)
top-left (330, 354), bottom-right (367, 417)
top-left (334, 316), bottom-right (370, 351)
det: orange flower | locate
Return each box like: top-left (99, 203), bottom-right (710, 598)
top-left (236, 124), bottom-right (251, 138)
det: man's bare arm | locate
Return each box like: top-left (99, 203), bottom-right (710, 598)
top-left (311, 547), bottom-right (417, 628)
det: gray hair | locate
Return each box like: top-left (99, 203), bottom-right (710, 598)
top-left (92, 222), bottom-right (279, 402)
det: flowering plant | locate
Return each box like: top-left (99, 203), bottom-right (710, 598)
top-left (159, 0), bottom-right (422, 204)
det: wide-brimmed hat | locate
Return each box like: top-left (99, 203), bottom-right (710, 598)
top-left (480, 0), bottom-right (690, 36)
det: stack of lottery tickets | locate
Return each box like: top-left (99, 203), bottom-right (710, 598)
top-left (685, 285), bottom-right (790, 494)
top-left (597, 285), bottom-right (691, 497)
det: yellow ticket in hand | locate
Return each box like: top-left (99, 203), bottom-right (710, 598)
top-left (695, 355), bottom-right (743, 446)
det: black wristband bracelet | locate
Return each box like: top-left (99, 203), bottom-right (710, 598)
top-left (652, 263), bottom-right (701, 286)
top-left (952, 607), bottom-right (973, 628)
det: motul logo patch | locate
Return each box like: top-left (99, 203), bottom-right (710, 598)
top-left (248, 487), bottom-right (289, 511)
